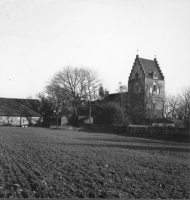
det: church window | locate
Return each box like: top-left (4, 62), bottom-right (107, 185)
top-left (153, 72), bottom-right (158, 79)
top-left (149, 71), bottom-right (153, 77)
top-left (151, 82), bottom-right (160, 95)
top-left (153, 85), bottom-right (157, 93)
top-left (157, 86), bottom-right (160, 94)
top-left (150, 86), bottom-right (153, 94)
top-left (134, 83), bottom-right (141, 93)
top-left (135, 72), bottom-right (139, 78)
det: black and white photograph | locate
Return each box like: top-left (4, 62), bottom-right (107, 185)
top-left (0, 0), bottom-right (189, 198)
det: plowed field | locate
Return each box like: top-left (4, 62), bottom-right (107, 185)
top-left (0, 127), bottom-right (189, 198)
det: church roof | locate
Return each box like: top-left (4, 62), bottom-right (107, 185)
top-left (134, 55), bottom-right (164, 80)
top-left (139, 58), bottom-right (159, 78)
top-left (0, 98), bottom-right (42, 117)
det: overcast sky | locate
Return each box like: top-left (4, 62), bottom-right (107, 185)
top-left (0, 0), bottom-right (190, 98)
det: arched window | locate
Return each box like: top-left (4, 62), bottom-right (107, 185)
top-left (150, 86), bottom-right (153, 94)
top-left (153, 85), bottom-right (157, 94)
top-left (135, 72), bottom-right (139, 78)
top-left (134, 83), bottom-right (141, 93)
top-left (153, 72), bottom-right (158, 79)
top-left (157, 86), bottom-right (160, 94)
top-left (152, 82), bottom-right (160, 95)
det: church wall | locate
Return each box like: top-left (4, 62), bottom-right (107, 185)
top-left (145, 78), bottom-right (165, 96)
top-left (145, 78), bottom-right (165, 118)
top-left (128, 78), bottom-right (145, 94)
top-left (128, 55), bottom-right (165, 121)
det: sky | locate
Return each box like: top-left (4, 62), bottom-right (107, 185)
top-left (0, 0), bottom-right (190, 99)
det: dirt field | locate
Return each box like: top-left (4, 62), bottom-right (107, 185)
top-left (0, 127), bottom-right (189, 198)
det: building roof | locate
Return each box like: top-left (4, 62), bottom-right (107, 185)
top-left (129, 55), bottom-right (164, 80)
top-left (139, 58), bottom-right (157, 78)
top-left (0, 98), bottom-right (42, 117)
top-left (140, 57), bottom-right (164, 80)
top-left (104, 92), bottom-right (128, 102)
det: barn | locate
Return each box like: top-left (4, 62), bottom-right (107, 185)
top-left (0, 98), bottom-right (42, 127)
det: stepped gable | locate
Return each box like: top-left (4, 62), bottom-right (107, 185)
top-left (153, 58), bottom-right (165, 80)
top-left (139, 57), bottom-right (164, 80)
top-left (129, 55), bottom-right (164, 80)
top-left (0, 98), bottom-right (42, 117)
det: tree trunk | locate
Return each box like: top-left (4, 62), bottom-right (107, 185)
top-left (89, 101), bottom-right (92, 124)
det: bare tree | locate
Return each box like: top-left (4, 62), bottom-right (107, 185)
top-left (99, 85), bottom-right (109, 100)
top-left (164, 94), bottom-right (180, 118)
top-left (161, 87), bottom-right (190, 128)
top-left (161, 93), bottom-right (170, 118)
top-left (82, 68), bottom-right (101, 124)
top-left (36, 92), bottom-right (54, 116)
top-left (50, 66), bottom-right (86, 125)
top-left (43, 66), bottom-right (101, 125)
top-left (178, 87), bottom-right (190, 128)
top-left (117, 82), bottom-right (128, 124)
top-left (46, 81), bottom-right (64, 113)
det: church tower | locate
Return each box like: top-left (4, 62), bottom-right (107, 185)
top-left (128, 54), bottom-right (165, 119)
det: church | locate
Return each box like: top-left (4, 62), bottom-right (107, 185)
top-left (101, 54), bottom-right (165, 125)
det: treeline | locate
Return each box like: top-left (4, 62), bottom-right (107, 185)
top-left (164, 87), bottom-right (190, 128)
top-left (37, 66), bottom-right (113, 125)
top-left (36, 66), bottom-right (190, 128)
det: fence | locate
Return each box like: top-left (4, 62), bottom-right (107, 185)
top-left (84, 124), bottom-right (190, 138)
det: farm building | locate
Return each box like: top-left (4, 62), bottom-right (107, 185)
top-left (0, 98), bottom-right (42, 126)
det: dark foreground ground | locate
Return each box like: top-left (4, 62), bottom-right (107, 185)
top-left (0, 127), bottom-right (189, 198)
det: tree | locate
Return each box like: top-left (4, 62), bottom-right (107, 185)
top-left (99, 85), bottom-right (109, 100)
top-left (163, 94), bottom-right (180, 118)
top-left (89, 100), bottom-right (124, 125)
top-left (117, 82), bottom-right (128, 124)
top-left (178, 87), bottom-right (190, 128)
top-left (50, 66), bottom-right (86, 125)
top-left (36, 76), bottom-right (69, 116)
top-left (36, 93), bottom-right (55, 116)
top-left (161, 93), bottom-right (170, 118)
top-left (82, 68), bottom-right (101, 124)
top-left (162, 87), bottom-right (190, 128)
top-left (43, 66), bottom-right (101, 125)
